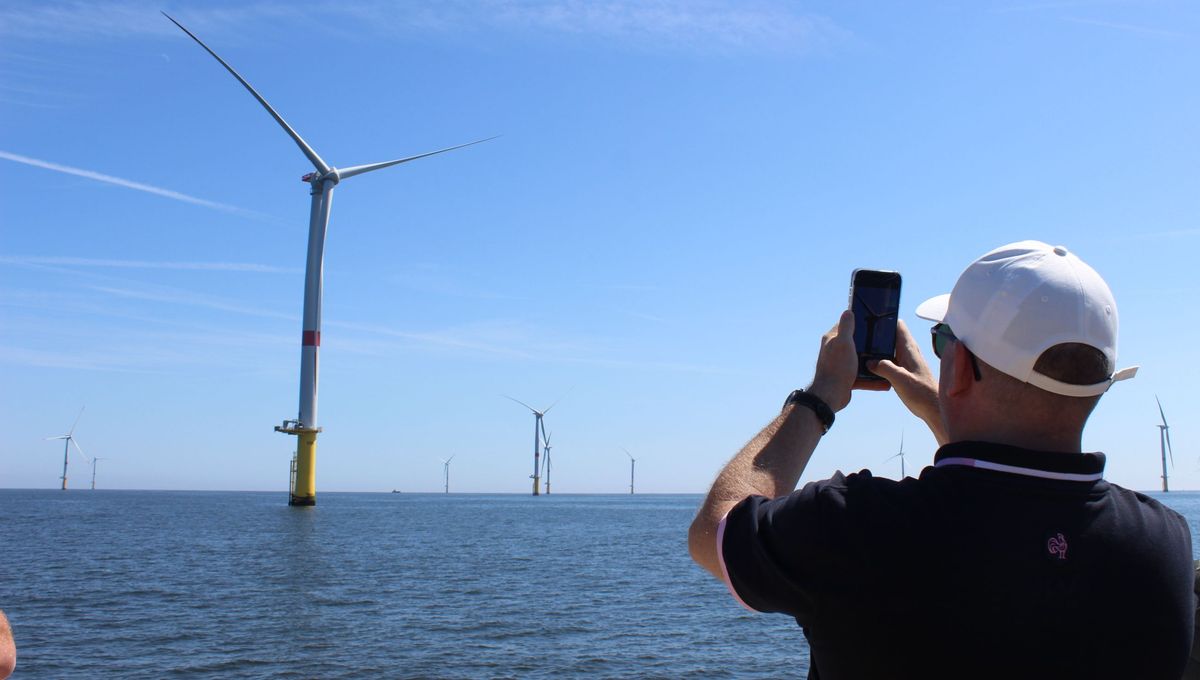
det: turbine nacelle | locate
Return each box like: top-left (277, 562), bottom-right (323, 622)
top-left (301, 169), bottom-right (341, 186)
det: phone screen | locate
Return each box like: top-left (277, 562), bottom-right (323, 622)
top-left (850, 270), bottom-right (902, 380)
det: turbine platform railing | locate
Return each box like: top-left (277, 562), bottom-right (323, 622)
top-left (275, 419), bottom-right (321, 435)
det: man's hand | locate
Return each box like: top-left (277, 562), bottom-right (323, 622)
top-left (808, 310), bottom-right (889, 412)
top-left (868, 319), bottom-right (947, 444)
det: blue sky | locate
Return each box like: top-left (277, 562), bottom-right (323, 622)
top-left (2, 0), bottom-right (1196, 494)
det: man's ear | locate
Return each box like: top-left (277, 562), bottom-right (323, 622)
top-left (943, 341), bottom-right (976, 399)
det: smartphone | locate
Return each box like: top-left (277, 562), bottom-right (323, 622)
top-left (849, 269), bottom-right (902, 381)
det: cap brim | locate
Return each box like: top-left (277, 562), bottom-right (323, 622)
top-left (915, 294), bottom-right (950, 323)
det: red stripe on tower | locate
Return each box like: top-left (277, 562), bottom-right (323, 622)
top-left (302, 331), bottom-right (321, 346)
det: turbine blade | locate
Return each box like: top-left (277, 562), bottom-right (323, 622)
top-left (447, 455), bottom-right (455, 464)
top-left (69, 405), bottom-right (85, 436)
top-left (540, 420), bottom-right (548, 444)
top-left (46, 435), bottom-right (69, 441)
top-left (162, 12), bottom-right (331, 175)
top-left (504, 395), bottom-right (537, 413)
top-left (71, 438), bottom-right (87, 462)
top-left (621, 446), bottom-right (633, 460)
top-left (1166, 429), bottom-right (1175, 467)
top-left (542, 386), bottom-right (575, 416)
top-left (1156, 395), bottom-right (1168, 427)
top-left (338, 136), bottom-right (499, 180)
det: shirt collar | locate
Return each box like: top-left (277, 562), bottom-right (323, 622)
top-left (933, 441), bottom-right (1106, 482)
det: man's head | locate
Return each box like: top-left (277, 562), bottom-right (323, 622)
top-left (915, 241), bottom-right (1137, 447)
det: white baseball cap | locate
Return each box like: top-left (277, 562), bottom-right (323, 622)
top-left (915, 240), bottom-right (1138, 397)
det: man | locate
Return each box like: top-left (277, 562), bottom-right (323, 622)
top-left (688, 241), bottom-right (1194, 679)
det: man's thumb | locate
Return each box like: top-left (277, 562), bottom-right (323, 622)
top-left (868, 359), bottom-right (903, 383)
top-left (838, 309), bottom-right (855, 336)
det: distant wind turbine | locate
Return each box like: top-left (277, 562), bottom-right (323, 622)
top-left (884, 432), bottom-right (906, 478)
top-left (164, 13), bottom-right (494, 507)
top-left (1157, 396), bottom-right (1174, 492)
top-left (622, 447), bottom-right (636, 495)
top-left (45, 407), bottom-right (86, 490)
top-left (440, 455), bottom-right (455, 494)
top-left (507, 396), bottom-right (560, 496)
top-left (90, 457), bottom-right (109, 490)
top-left (541, 432), bottom-right (554, 494)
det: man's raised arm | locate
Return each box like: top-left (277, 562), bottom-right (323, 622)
top-left (688, 311), bottom-right (859, 580)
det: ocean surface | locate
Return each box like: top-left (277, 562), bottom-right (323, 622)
top-left (3, 489), bottom-right (1199, 679)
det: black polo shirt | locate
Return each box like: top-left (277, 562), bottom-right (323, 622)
top-left (719, 441), bottom-right (1195, 679)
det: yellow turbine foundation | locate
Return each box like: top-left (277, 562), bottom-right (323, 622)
top-left (290, 431), bottom-right (317, 506)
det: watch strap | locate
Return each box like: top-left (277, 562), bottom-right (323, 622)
top-left (782, 389), bottom-right (835, 434)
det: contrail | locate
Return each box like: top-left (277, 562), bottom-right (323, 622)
top-left (0, 255), bottom-right (295, 273)
top-left (0, 149), bottom-right (259, 216)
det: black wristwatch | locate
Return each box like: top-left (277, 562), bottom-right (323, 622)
top-left (782, 389), bottom-right (835, 434)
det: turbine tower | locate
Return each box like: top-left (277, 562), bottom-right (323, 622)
top-left (440, 455), bottom-right (455, 494)
top-left (90, 457), bottom-right (108, 490)
top-left (884, 432), bottom-right (906, 478)
top-left (507, 396), bottom-right (558, 496)
top-left (1157, 396), bottom-right (1174, 492)
top-left (622, 447), bottom-right (636, 495)
top-left (45, 407), bottom-right (86, 490)
top-left (165, 14), bottom-right (493, 506)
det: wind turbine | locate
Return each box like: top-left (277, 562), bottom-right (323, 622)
top-left (622, 447), bottom-right (636, 495)
top-left (540, 436), bottom-right (552, 494)
top-left (1157, 396), bottom-right (1174, 492)
top-left (90, 457), bottom-right (108, 491)
top-left (507, 396), bottom-right (559, 496)
top-left (440, 455), bottom-right (455, 494)
top-left (884, 432), bottom-right (906, 478)
top-left (45, 407), bottom-right (86, 490)
top-left (164, 14), bottom-right (494, 507)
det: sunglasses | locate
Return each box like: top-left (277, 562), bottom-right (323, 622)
top-left (930, 323), bottom-right (982, 381)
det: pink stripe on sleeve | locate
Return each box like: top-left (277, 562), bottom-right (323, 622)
top-left (716, 512), bottom-right (758, 612)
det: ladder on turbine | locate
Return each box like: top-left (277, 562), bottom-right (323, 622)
top-left (289, 451), bottom-right (298, 498)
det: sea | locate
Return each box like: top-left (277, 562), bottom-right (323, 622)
top-left (3, 489), bottom-right (1199, 679)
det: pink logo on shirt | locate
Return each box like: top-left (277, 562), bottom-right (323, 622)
top-left (1047, 533), bottom-right (1068, 560)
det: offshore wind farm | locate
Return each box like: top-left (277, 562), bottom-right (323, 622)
top-left (4, 3), bottom-right (1200, 676)
top-left (5, 2), bottom-right (1198, 497)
